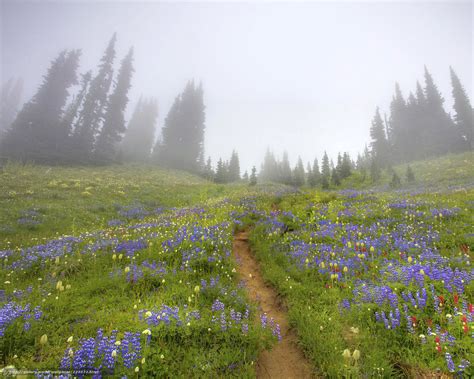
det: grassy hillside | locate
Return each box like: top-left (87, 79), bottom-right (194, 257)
top-left (0, 163), bottom-right (237, 248)
top-left (0, 157), bottom-right (472, 377)
top-left (342, 151), bottom-right (474, 190)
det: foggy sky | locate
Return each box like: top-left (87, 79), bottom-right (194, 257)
top-left (1, 1), bottom-right (472, 173)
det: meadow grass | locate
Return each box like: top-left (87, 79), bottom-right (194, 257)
top-left (0, 154), bottom-right (473, 377)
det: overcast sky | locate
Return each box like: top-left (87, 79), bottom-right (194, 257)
top-left (1, 0), bottom-right (472, 172)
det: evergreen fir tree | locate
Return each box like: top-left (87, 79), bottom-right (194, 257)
top-left (403, 91), bottom-right (422, 161)
top-left (260, 149), bottom-right (278, 182)
top-left (370, 158), bottom-right (381, 183)
top-left (356, 153), bottom-right (367, 181)
top-left (279, 151), bottom-right (292, 185)
top-left (370, 107), bottom-right (390, 167)
top-left (340, 152), bottom-right (352, 179)
top-left (321, 151), bottom-right (330, 189)
top-left (228, 150), bottom-right (241, 181)
top-left (388, 83), bottom-right (406, 161)
top-left (215, 158), bottom-right (227, 183)
top-left (292, 156), bottom-right (305, 187)
top-left (61, 71), bottom-right (91, 142)
top-left (335, 152), bottom-right (343, 178)
top-left (242, 170), bottom-right (249, 182)
top-left (249, 166), bottom-right (257, 186)
top-left (203, 157), bottom-right (214, 181)
top-left (1, 50), bottom-right (80, 162)
top-left (331, 166), bottom-right (340, 186)
top-left (406, 165), bottom-right (415, 183)
top-left (121, 97), bottom-right (158, 161)
top-left (306, 162), bottom-right (312, 185)
top-left (390, 171), bottom-right (401, 188)
top-left (309, 158), bottom-right (320, 187)
top-left (450, 67), bottom-right (472, 150)
top-left (95, 47), bottom-right (134, 162)
top-left (0, 77), bottom-right (23, 139)
top-left (157, 81), bottom-right (205, 173)
top-left (422, 66), bottom-right (455, 156)
top-left (73, 33), bottom-right (116, 161)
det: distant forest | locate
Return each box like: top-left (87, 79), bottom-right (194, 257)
top-left (0, 34), bottom-right (472, 187)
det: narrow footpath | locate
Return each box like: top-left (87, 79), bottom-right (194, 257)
top-left (233, 231), bottom-right (315, 379)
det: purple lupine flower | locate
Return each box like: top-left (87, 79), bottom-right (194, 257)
top-left (211, 299), bottom-right (225, 312)
top-left (445, 352), bottom-right (455, 372)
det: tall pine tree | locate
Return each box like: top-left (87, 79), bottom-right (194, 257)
top-left (370, 107), bottom-right (390, 167)
top-left (450, 67), bottom-right (472, 150)
top-left (73, 33), bottom-right (116, 161)
top-left (157, 81), bottom-right (205, 173)
top-left (1, 50), bottom-right (80, 162)
top-left (422, 66), bottom-right (455, 156)
top-left (292, 156), bottom-right (305, 186)
top-left (388, 83), bottom-right (406, 161)
top-left (0, 77), bottom-right (23, 140)
top-left (321, 151), bottom-right (330, 189)
top-left (228, 150), bottom-right (241, 181)
top-left (121, 97), bottom-right (158, 161)
top-left (95, 47), bottom-right (134, 162)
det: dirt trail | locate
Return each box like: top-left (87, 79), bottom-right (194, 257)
top-left (233, 231), bottom-right (315, 379)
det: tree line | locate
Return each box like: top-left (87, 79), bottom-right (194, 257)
top-left (0, 34), bottom-right (136, 164)
top-left (0, 34), bottom-right (214, 176)
top-left (256, 66), bottom-right (471, 188)
top-left (1, 39), bottom-right (470, 189)
top-left (369, 66), bottom-right (472, 168)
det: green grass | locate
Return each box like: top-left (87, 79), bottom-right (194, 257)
top-left (244, 189), bottom-right (473, 377)
top-left (0, 162), bottom-right (246, 249)
top-left (1, 153), bottom-right (473, 377)
top-left (341, 151), bottom-right (474, 190)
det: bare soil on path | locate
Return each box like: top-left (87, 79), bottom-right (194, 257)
top-left (233, 231), bottom-right (315, 379)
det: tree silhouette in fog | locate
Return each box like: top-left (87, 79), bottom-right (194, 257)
top-left (0, 77), bottom-right (23, 140)
top-left (121, 96), bottom-right (158, 162)
top-left (72, 33), bottom-right (117, 161)
top-left (1, 50), bottom-right (80, 162)
top-left (95, 47), bottom-right (134, 162)
top-left (156, 81), bottom-right (205, 174)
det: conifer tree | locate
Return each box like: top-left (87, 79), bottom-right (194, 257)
top-left (370, 107), bottom-right (390, 167)
top-left (0, 77), bottom-right (23, 139)
top-left (402, 91), bottom-right (422, 161)
top-left (340, 152), bottom-right (352, 179)
top-left (249, 166), bottom-right (257, 186)
top-left (335, 152), bottom-right (343, 178)
top-left (450, 67), bottom-right (472, 150)
top-left (306, 162), bottom-right (312, 185)
top-left (406, 165), bottom-right (415, 183)
top-left (321, 151), bottom-right (330, 189)
top-left (73, 33), bottom-right (116, 160)
top-left (61, 71), bottom-right (91, 142)
top-left (96, 47), bottom-right (134, 162)
top-left (260, 149), bottom-right (278, 182)
top-left (331, 166), bottom-right (340, 186)
top-left (228, 150), bottom-right (241, 181)
top-left (279, 151), bottom-right (292, 185)
top-left (370, 158), bottom-right (381, 183)
top-left (292, 156), bottom-right (305, 187)
top-left (157, 81), bottom-right (205, 173)
top-left (389, 170), bottom-right (401, 188)
top-left (310, 158), bottom-right (321, 187)
top-left (242, 170), bottom-right (249, 182)
top-left (203, 157), bottom-right (214, 181)
top-left (215, 158), bottom-right (227, 183)
top-left (121, 97), bottom-right (158, 161)
top-left (422, 66), bottom-right (455, 156)
top-left (1, 50), bottom-right (80, 162)
top-left (388, 83), bottom-right (406, 161)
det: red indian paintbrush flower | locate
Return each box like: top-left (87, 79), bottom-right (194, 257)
top-left (453, 293), bottom-right (459, 306)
